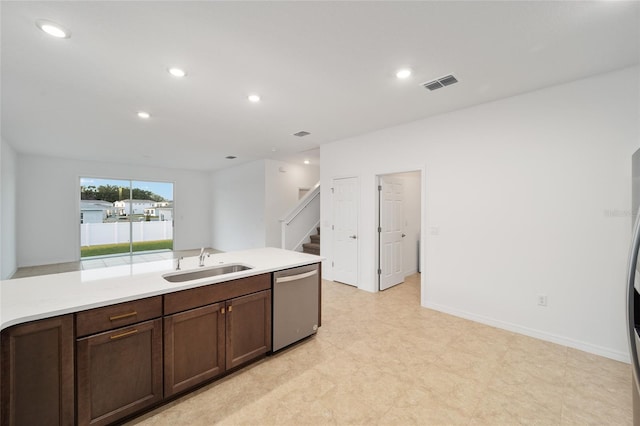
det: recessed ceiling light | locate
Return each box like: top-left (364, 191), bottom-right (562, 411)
top-left (248, 94), bottom-right (261, 103)
top-left (168, 68), bottom-right (186, 78)
top-left (36, 20), bottom-right (71, 39)
top-left (396, 69), bottom-right (412, 79)
top-left (304, 160), bottom-right (310, 165)
top-left (137, 111), bottom-right (151, 119)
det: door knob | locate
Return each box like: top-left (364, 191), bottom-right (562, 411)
top-left (349, 235), bottom-right (357, 239)
top-left (402, 233), bottom-right (406, 238)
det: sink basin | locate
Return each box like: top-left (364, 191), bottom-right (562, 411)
top-left (163, 264), bottom-right (253, 283)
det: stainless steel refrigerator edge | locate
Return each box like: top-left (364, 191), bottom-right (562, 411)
top-left (272, 264), bottom-right (320, 352)
top-left (627, 148), bottom-right (640, 425)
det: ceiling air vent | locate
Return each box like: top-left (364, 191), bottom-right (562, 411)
top-left (422, 74), bottom-right (459, 91)
top-left (439, 75), bottom-right (458, 86)
top-left (293, 131), bottom-right (311, 137)
top-left (423, 80), bottom-right (444, 91)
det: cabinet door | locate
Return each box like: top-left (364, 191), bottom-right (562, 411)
top-left (1, 315), bottom-right (74, 426)
top-left (226, 290), bottom-right (272, 370)
top-left (163, 302), bottom-right (226, 397)
top-left (76, 318), bottom-right (162, 426)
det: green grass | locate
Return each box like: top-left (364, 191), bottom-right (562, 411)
top-left (81, 240), bottom-right (173, 257)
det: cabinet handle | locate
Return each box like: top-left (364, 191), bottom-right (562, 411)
top-left (109, 329), bottom-right (138, 340)
top-left (228, 305), bottom-right (233, 312)
top-left (109, 311), bottom-right (137, 321)
top-left (221, 307), bottom-right (225, 315)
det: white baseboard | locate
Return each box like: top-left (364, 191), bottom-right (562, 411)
top-left (423, 301), bottom-right (630, 363)
top-left (3, 267), bottom-right (17, 280)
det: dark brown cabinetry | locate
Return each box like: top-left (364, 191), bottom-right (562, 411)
top-left (163, 274), bottom-right (271, 397)
top-left (226, 290), bottom-right (271, 369)
top-left (75, 296), bottom-right (162, 337)
top-left (1, 315), bottom-right (74, 426)
top-left (0, 266), bottom-right (314, 425)
top-left (163, 302), bottom-right (226, 396)
top-left (76, 297), bottom-right (163, 426)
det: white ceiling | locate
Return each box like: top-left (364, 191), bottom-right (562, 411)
top-left (2, 1), bottom-right (639, 171)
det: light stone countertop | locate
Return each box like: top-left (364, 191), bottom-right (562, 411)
top-left (0, 247), bottom-right (323, 331)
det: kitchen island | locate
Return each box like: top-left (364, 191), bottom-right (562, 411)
top-left (0, 248), bottom-right (322, 426)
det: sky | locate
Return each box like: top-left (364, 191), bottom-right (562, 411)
top-left (80, 177), bottom-right (174, 201)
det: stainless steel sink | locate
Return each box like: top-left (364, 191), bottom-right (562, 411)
top-left (162, 264), bottom-right (252, 283)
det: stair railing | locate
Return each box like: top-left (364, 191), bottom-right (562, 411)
top-left (280, 182), bottom-right (320, 251)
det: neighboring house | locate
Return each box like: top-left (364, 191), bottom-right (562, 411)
top-left (144, 202), bottom-right (174, 221)
top-left (80, 200), bottom-right (113, 223)
top-left (113, 199), bottom-right (155, 215)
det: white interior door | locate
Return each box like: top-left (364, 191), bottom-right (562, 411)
top-left (379, 176), bottom-right (404, 291)
top-left (333, 177), bottom-right (358, 286)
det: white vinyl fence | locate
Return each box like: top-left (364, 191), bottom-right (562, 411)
top-left (81, 222), bottom-right (173, 246)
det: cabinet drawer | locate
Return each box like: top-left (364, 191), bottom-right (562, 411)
top-left (76, 296), bottom-right (162, 337)
top-left (164, 273), bottom-right (271, 315)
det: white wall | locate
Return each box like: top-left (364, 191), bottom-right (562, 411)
top-left (264, 159), bottom-right (319, 248)
top-left (210, 160), bottom-right (266, 251)
top-left (1, 140), bottom-right (3, 276)
top-left (0, 138), bottom-right (18, 279)
top-left (210, 159), bottom-right (319, 251)
top-left (16, 155), bottom-right (211, 267)
top-left (321, 66), bottom-right (640, 361)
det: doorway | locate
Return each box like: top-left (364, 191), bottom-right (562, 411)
top-left (79, 177), bottom-right (174, 260)
top-left (377, 171), bottom-right (422, 292)
top-left (332, 177), bottom-right (359, 286)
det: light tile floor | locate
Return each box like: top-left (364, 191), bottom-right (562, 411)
top-left (127, 274), bottom-right (633, 425)
top-left (11, 248), bottom-right (221, 278)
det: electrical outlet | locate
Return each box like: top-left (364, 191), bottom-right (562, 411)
top-left (537, 295), bottom-right (548, 307)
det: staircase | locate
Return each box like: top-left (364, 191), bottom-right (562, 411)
top-left (280, 182), bottom-right (320, 253)
top-left (302, 227), bottom-right (320, 255)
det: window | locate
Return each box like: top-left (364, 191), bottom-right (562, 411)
top-left (80, 178), bottom-right (174, 259)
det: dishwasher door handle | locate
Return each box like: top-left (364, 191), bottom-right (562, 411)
top-left (275, 269), bottom-right (318, 283)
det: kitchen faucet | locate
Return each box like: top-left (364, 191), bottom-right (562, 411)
top-left (199, 248), bottom-right (210, 267)
top-left (175, 256), bottom-right (183, 271)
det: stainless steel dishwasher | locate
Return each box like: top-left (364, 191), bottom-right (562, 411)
top-left (272, 263), bottom-right (320, 351)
